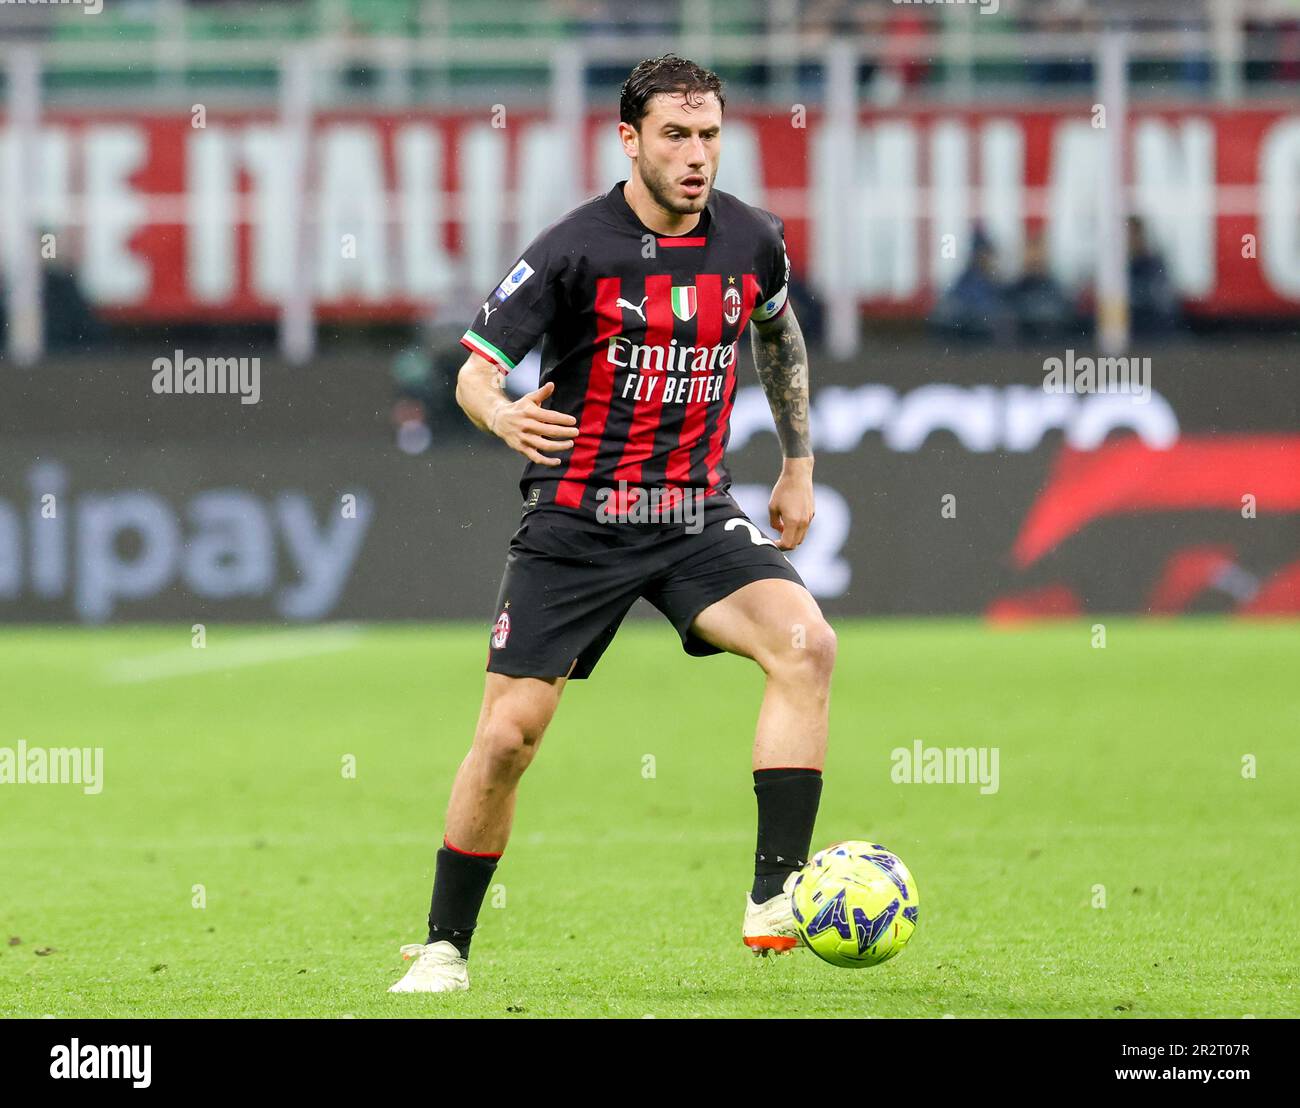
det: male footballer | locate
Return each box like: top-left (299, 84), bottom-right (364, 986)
top-left (391, 54), bottom-right (836, 993)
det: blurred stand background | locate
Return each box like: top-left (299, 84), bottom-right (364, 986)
top-left (0, 0), bottom-right (1296, 622)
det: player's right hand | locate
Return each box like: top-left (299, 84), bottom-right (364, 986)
top-left (489, 381), bottom-right (578, 466)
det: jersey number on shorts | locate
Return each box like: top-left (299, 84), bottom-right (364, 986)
top-left (724, 518), bottom-right (777, 548)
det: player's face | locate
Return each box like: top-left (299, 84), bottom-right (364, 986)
top-left (632, 92), bottom-right (722, 215)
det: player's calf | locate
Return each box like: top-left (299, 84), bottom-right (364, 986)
top-left (742, 759), bottom-right (823, 958)
top-left (389, 674), bottom-right (564, 994)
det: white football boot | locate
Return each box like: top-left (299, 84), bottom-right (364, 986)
top-left (742, 870), bottom-right (804, 956)
top-left (388, 940), bottom-right (470, 993)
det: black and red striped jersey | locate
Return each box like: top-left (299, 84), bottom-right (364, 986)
top-left (460, 180), bottom-right (790, 518)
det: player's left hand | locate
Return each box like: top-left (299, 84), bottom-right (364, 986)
top-left (769, 461), bottom-right (815, 551)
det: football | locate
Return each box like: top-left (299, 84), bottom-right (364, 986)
top-left (791, 841), bottom-right (920, 968)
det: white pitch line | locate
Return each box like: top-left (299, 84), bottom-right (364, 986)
top-left (103, 625), bottom-right (367, 684)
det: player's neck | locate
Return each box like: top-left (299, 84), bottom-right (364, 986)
top-left (623, 174), bottom-right (701, 237)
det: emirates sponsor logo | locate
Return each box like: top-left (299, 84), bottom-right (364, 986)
top-left (607, 336), bottom-right (736, 373)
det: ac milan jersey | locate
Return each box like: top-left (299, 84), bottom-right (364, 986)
top-left (460, 180), bottom-right (790, 517)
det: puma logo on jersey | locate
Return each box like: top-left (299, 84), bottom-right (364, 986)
top-left (481, 300), bottom-right (497, 323)
top-left (616, 296), bottom-right (648, 321)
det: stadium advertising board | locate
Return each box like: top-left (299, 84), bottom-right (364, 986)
top-left (4, 107), bottom-right (1300, 319)
top-left (2, 343), bottom-right (1295, 623)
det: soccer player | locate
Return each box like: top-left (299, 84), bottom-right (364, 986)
top-left (390, 54), bottom-right (836, 993)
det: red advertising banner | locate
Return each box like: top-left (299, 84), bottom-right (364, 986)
top-left (3, 106), bottom-right (1298, 320)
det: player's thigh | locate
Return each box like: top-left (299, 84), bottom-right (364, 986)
top-left (472, 671), bottom-right (567, 754)
top-left (688, 578), bottom-right (836, 673)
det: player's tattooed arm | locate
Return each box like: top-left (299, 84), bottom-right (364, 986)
top-left (750, 308), bottom-right (812, 460)
top-left (750, 308), bottom-right (814, 550)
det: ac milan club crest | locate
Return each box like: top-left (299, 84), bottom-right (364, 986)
top-left (723, 285), bottom-right (742, 325)
top-left (491, 608), bottom-right (511, 649)
top-left (670, 285), bottom-right (697, 322)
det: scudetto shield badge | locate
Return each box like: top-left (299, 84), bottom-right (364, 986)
top-left (723, 285), bottom-right (742, 325)
top-left (670, 285), bottom-right (697, 322)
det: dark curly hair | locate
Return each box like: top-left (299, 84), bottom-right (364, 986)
top-left (619, 54), bottom-right (726, 130)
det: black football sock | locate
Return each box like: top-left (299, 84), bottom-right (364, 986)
top-left (751, 767), bottom-right (823, 903)
top-left (426, 838), bottom-right (501, 958)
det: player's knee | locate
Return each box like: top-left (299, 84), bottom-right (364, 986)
top-left (803, 620), bottom-right (837, 683)
top-left (476, 712), bottom-right (546, 779)
top-left (771, 618), bottom-right (836, 687)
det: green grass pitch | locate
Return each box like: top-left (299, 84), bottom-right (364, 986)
top-left (1, 619), bottom-right (1296, 1018)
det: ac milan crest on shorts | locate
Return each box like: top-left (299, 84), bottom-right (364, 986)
top-left (491, 608), bottom-right (511, 649)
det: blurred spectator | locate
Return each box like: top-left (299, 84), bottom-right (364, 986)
top-left (42, 234), bottom-right (106, 352)
top-left (1243, 16), bottom-right (1300, 86)
top-left (928, 226), bottom-right (1014, 343)
top-left (391, 323), bottom-right (475, 453)
top-left (794, 0), bottom-right (851, 98)
top-left (859, 5), bottom-right (933, 103)
top-left (1007, 230), bottom-right (1081, 342)
top-left (564, 0), bottom-right (679, 91)
top-left (1272, 18), bottom-right (1300, 85)
top-left (1027, 9), bottom-right (1093, 88)
top-left (1127, 217), bottom-right (1182, 337)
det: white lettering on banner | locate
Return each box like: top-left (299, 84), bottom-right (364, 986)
top-left (519, 122), bottom-right (580, 252)
top-left (242, 125), bottom-right (296, 300)
top-left (316, 125), bottom-right (388, 300)
top-left (186, 123), bottom-right (454, 303)
top-left (1046, 122), bottom-right (1104, 291)
top-left (396, 125), bottom-right (452, 299)
top-left (1133, 119), bottom-right (1215, 297)
top-left (727, 384), bottom-right (1179, 454)
top-left (3, 113), bottom-right (1298, 311)
top-left (0, 463), bottom-right (372, 622)
top-left (463, 124), bottom-right (508, 296)
top-left (187, 127), bottom-right (238, 302)
top-left (930, 119), bottom-right (971, 290)
top-left (981, 120), bottom-right (1025, 278)
top-left (82, 126), bottom-right (148, 304)
top-left (1262, 119), bottom-right (1300, 297)
top-left (0, 129), bottom-right (73, 258)
top-left (812, 120), bottom-right (918, 298)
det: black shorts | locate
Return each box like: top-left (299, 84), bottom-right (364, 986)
top-left (485, 491), bottom-right (806, 680)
